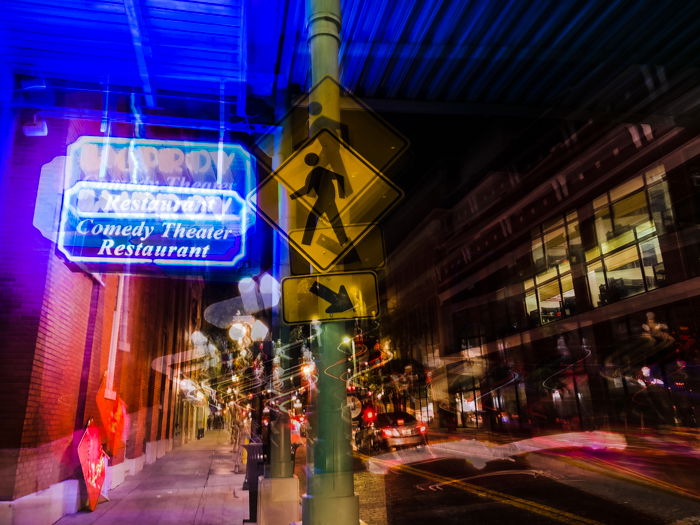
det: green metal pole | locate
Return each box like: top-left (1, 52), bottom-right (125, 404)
top-left (269, 343), bottom-right (293, 477)
top-left (269, 88), bottom-right (294, 479)
top-left (303, 0), bottom-right (359, 523)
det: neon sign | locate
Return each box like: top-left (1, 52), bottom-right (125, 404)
top-left (57, 137), bottom-right (256, 270)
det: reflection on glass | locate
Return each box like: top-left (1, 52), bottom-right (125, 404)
top-left (535, 266), bottom-right (557, 285)
top-left (605, 245), bottom-right (645, 299)
top-left (538, 279), bottom-right (562, 324)
top-left (640, 237), bottom-right (664, 290)
top-left (532, 235), bottom-right (545, 269)
top-left (611, 191), bottom-right (648, 234)
top-left (567, 213), bottom-right (582, 256)
top-left (587, 260), bottom-right (605, 307)
top-left (648, 181), bottom-right (674, 234)
top-left (544, 226), bottom-right (568, 269)
top-left (609, 175), bottom-right (644, 202)
top-left (594, 206), bottom-right (614, 245)
top-left (560, 273), bottom-right (576, 315)
top-left (525, 289), bottom-right (538, 324)
top-left (585, 172), bottom-right (671, 308)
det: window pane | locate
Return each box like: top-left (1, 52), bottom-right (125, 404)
top-left (567, 214), bottom-right (582, 253)
top-left (601, 228), bottom-right (636, 254)
top-left (648, 180), bottom-right (674, 235)
top-left (593, 193), bottom-right (609, 210)
top-left (507, 295), bottom-right (527, 332)
top-left (609, 176), bottom-right (644, 202)
top-left (525, 289), bottom-right (539, 326)
top-left (612, 191), bottom-right (648, 234)
top-left (604, 245), bottom-right (645, 299)
top-left (560, 273), bottom-right (576, 316)
top-left (537, 280), bottom-right (562, 324)
top-left (585, 245), bottom-right (601, 262)
top-left (644, 164), bottom-right (666, 185)
top-left (587, 260), bottom-right (605, 307)
top-left (532, 236), bottom-right (545, 270)
top-left (543, 217), bottom-right (564, 232)
top-left (640, 237), bottom-right (664, 290)
top-left (535, 266), bottom-right (558, 285)
top-left (594, 206), bottom-right (614, 247)
top-left (544, 225), bottom-right (568, 269)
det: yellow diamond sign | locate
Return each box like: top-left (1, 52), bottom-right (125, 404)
top-left (252, 129), bottom-right (403, 272)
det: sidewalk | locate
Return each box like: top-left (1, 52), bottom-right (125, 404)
top-left (57, 430), bottom-right (249, 525)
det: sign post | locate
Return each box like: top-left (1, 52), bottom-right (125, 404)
top-left (249, 2), bottom-right (406, 523)
top-left (303, 1), bottom-right (358, 524)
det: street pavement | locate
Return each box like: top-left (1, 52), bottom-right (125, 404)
top-left (368, 427), bottom-right (700, 525)
top-left (57, 430), bottom-right (250, 525)
top-left (53, 426), bottom-right (700, 525)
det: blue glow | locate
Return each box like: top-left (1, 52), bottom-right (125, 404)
top-left (58, 181), bottom-right (252, 268)
top-left (56, 137), bottom-right (257, 271)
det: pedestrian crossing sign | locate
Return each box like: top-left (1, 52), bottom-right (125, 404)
top-left (251, 130), bottom-right (403, 272)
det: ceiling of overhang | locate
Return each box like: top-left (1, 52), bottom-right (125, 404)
top-left (2, 0), bottom-right (700, 126)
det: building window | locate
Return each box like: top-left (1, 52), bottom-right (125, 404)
top-left (524, 213), bottom-right (579, 325)
top-left (585, 167), bottom-right (671, 307)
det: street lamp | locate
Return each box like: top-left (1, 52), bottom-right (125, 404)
top-left (341, 336), bottom-right (357, 380)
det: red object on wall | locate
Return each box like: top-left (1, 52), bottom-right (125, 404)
top-left (96, 374), bottom-right (127, 457)
top-left (77, 420), bottom-right (108, 511)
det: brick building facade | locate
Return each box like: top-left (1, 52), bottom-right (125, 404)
top-left (0, 115), bottom-right (204, 516)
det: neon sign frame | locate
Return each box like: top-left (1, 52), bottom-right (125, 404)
top-left (57, 137), bottom-right (257, 270)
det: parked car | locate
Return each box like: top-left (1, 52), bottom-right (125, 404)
top-left (355, 411), bottom-right (428, 453)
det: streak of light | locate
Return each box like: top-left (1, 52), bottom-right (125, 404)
top-left (545, 451), bottom-right (700, 501)
top-left (355, 452), bottom-right (605, 525)
top-left (542, 347), bottom-right (592, 391)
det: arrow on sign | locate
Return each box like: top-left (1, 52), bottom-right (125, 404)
top-left (310, 281), bottom-right (354, 314)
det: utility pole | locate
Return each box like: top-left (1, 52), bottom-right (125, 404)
top-left (302, 0), bottom-right (360, 523)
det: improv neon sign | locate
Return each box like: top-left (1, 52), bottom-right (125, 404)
top-left (58, 138), bottom-right (256, 269)
top-left (69, 136), bottom-right (251, 188)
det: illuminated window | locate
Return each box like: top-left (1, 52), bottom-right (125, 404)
top-left (524, 213), bottom-right (579, 325)
top-left (585, 167), bottom-right (671, 306)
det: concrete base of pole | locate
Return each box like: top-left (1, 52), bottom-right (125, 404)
top-left (257, 476), bottom-right (301, 525)
top-left (301, 492), bottom-right (360, 525)
top-left (257, 476), bottom-right (300, 525)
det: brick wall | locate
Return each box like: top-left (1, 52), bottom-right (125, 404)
top-left (0, 119), bottom-right (72, 500)
top-left (0, 116), bottom-right (204, 500)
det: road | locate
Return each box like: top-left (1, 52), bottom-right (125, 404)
top-left (371, 433), bottom-right (700, 525)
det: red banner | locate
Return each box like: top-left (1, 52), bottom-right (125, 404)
top-left (96, 373), bottom-right (128, 456)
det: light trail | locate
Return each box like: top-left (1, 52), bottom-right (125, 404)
top-left (355, 452), bottom-right (605, 525)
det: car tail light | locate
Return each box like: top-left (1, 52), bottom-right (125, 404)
top-left (382, 427), bottom-right (400, 438)
top-left (418, 425), bottom-right (426, 433)
top-left (397, 418), bottom-right (404, 426)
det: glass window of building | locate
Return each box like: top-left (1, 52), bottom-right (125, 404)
top-left (585, 166), bottom-right (672, 306)
top-left (524, 213), bottom-right (579, 325)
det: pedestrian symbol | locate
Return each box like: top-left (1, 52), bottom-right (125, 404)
top-left (281, 271), bottom-right (379, 324)
top-left (290, 151), bottom-right (350, 246)
top-left (251, 130), bottom-right (403, 272)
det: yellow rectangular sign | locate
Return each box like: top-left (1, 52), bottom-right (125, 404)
top-left (281, 271), bottom-right (379, 324)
